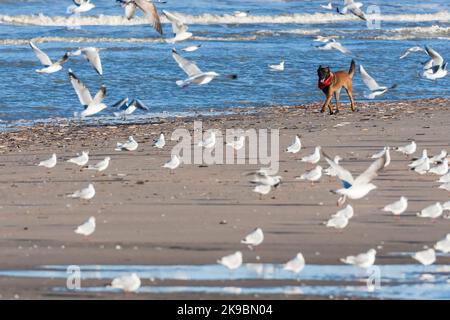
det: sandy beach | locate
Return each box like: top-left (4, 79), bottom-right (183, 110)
top-left (0, 98), bottom-right (449, 299)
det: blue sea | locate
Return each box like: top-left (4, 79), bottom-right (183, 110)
top-left (0, 0), bottom-right (449, 126)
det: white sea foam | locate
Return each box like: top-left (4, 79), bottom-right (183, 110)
top-left (0, 11), bottom-right (449, 27)
top-left (360, 25), bottom-right (450, 41)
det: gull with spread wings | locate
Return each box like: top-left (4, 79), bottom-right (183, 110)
top-left (323, 151), bottom-right (386, 206)
top-left (68, 69), bottom-right (107, 118)
top-left (29, 41), bottom-right (69, 74)
top-left (163, 10), bottom-right (192, 43)
top-left (359, 65), bottom-right (397, 99)
top-left (117, 0), bottom-right (163, 35)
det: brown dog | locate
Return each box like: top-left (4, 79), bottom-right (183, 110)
top-left (317, 60), bottom-right (356, 114)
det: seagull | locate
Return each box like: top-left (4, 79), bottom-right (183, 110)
top-left (337, 0), bottom-right (367, 21)
top-left (113, 99), bottom-right (149, 118)
top-left (87, 157), bottom-right (110, 172)
top-left (317, 39), bottom-right (352, 55)
top-left (69, 0), bottom-right (95, 14)
top-left (163, 10), bottom-right (192, 43)
top-left (323, 151), bottom-right (386, 205)
top-left (69, 47), bottom-right (103, 75)
top-left (429, 158), bottom-right (448, 175)
top-left (68, 183), bottom-right (96, 200)
top-left (324, 155), bottom-right (343, 176)
top-left (417, 202), bottom-right (443, 219)
top-left (395, 140), bottom-right (416, 156)
top-left (430, 150), bottom-right (447, 164)
top-left (241, 228), bottom-right (264, 247)
top-left (68, 69), bottom-right (107, 118)
top-left (438, 183), bottom-right (450, 192)
top-left (163, 154), bottom-right (181, 170)
top-left (117, 0), bottom-right (163, 35)
top-left (326, 215), bottom-right (349, 230)
top-left (412, 157), bottom-right (430, 175)
top-left (172, 49), bottom-right (225, 88)
top-left (359, 65), bottom-right (397, 99)
top-left (286, 135), bottom-right (301, 154)
top-left (332, 204), bottom-right (354, 219)
top-left (38, 153), bottom-right (57, 169)
top-left (269, 60), bottom-right (285, 72)
top-left (284, 253), bottom-right (305, 273)
top-left (234, 11), bottom-right (249, 17)
top-left (182, 45), bottom-right (201, 52)
top-left (297, 165), bottom-right (323, 183)
top-left (320, 2), bottom-right (333, 10)
top-left (111, 273), bottom-right (141, 293)
top-left (313, 35), bottom-right (335, 43)
top-left (422, 62), bottom-right (448, 80)
top-left (408, 149), bottom-right (428, 168)
top-left (434, 234), bottom-right (450, 253)
top-left (29, 42), bottom-right (69, 74)
top-left (115, 136), bottom-right (138, 151)
top-left (383, 196), bottom-right (408, 216)
top-left (340, 249), bottom-right (376, 268)
top-left (75, 216), bottom-right (96, 236)
top-left (301, 146), bottom-right (321, 164)
top-left (153, 133), bottom-right (165, 149)
top-left (67, 151), bottom-right (89, 166)
top-left (226, 136), bottom-right (245, 151)
top-left (424, 46), bottom-right (445, 68)
top-left (217, 251), bottom-right (242, 270)
top-left (253, 184), bottom-right (271, 196)
top-left (249, 169), bottom-right (282, 187)
top-left (399, 46), bottom-right (426, 59)
top-left (443, 201), bottom-right (450, 211)
top-left (370, 147), bottom-right (390, 167)
top-left (198, 132), bottom-right (216, 148)
top-left (413, 248), bottom-right (436, 266)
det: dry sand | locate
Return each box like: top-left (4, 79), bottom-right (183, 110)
top-left (0, 98), bottom-right (449, 299)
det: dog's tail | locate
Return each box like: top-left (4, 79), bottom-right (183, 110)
top-left (348, 59), bottom-right (356, 79)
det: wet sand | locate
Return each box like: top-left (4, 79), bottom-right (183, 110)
top-left (0, 98), bottom-right (449, 299)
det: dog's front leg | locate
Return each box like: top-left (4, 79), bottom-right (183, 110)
top-left (321, 93), bottom-right (333, 114)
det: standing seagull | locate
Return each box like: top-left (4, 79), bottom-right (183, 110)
top-left (163, 154), bottom-right (181, 170)
top-left (30, 42), bottom-right (69, 74)
top-left (68, 69), bottom-right (107, 117)
top-left (383, 196), bottom-right (408, 217)
top-left (87, 157), bottom-right (110, 172)
top-left (301, 146), bottom-right (321, 164)
top-left (67, 151), bottom-right (89, 166)
top-left (241, 228), bottom-right (264, 247)
top-left (75, 217), bottom-right (96, 237)
top-left (284, 253), bottom-right (305, 274)
top-left (69, 47), bottom-right (103, 75)
top-left (153, 133), bottom-right (165, 149)
top-left (359, 65), bottom-right (396, 99)
top-left (115, 136), bottom-right (138, 151)
top-left (341, 249), bottom-right (376, 268)
top-left (395, 140), bottom-right (416, 156)
top-left (217, 251), bottom-right (243, 270)
top-left (38, 154), bottom-right (57, 169)
top-left (286, 135), bottom-right (302, 154)
top-left (117, 0), bottom-right (163, 35)
top-left (337, 0), bottom-right (367, 21)
top-left (68, 184), bottom-right (96, 200)
top-left (163, 10), bottom-right (192, 43)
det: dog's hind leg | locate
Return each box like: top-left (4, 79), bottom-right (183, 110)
top-left (345, 83), bottom-right (356, 112)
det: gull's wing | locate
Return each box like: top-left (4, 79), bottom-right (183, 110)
top-left (344, 0), bottom-right (355, 5)
top-left (82, 48), bottom-right (103, 75)
top-left (353, 155), bottom-right (386, 186)
top-left (112, 97), bottom-right (129, 109)
top-left (134, 99), bottom-right (149, 110)
top-left (350, 6), bottom-right (367, 21)
top-left (359, 65), bottom-right (381, 91)
top-left (172, 49), bottom-right (202, 77)
top-left (425, 46), bottom-right (444, 66)
top-left (92, 86), bottom-right (107, 105)
top-left (29, 41), bottom-right (53, 66)
top-left (134, 0), bottom-right (163, 35)
top-left (56, 53), bottom-right (70, 66)
top-left (163, 10), bottom-right (188, 35)
top-left (73, 0), bottom-right (83, 6)
top-left (333, 42), bottom-right (351, 54)
top-left (399, 46), bottom-right (426, 59)
top-left (68, 69), bottom-right (93, 107)
top-left (322, 151), bottom-right (355, 186)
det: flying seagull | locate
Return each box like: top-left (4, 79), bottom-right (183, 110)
top-left (182, 45), bottom-right (201, 52)
top-left (317, 39), bottom-right (352, 55)
top-left (112, 98), bottom-right (149, 118)
top-left (30, 41), bottom-right (69, 74)
top-left (359, 65), bottom-right (397, 99)
top-left (320, 2), bottom-right (333, 10)
top-left (69, 47), bottom-right (103, 75)
top-left (68, 69), bottom-right (107, 117)
top-left (337, 0), bottom-right (367, 21)
top-left (69, 0), bottom-right (95, 15)
top-left (117, 0), bottom-right (163, 35)
top-left (163, 10), bottom-right (192, 43)
top-left (172, 49), bottom-right (237, 88)
top-left (399, 46), bottom-right (426, 59)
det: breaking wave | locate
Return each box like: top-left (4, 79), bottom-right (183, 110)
top-left (0, 11), bottom-right (449, 26)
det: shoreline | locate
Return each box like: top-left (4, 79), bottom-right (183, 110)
top-left (0, 97), bottom-right (449, 299)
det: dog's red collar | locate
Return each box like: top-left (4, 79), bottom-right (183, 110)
top-left (318, 72), bottom-right (333, 90)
